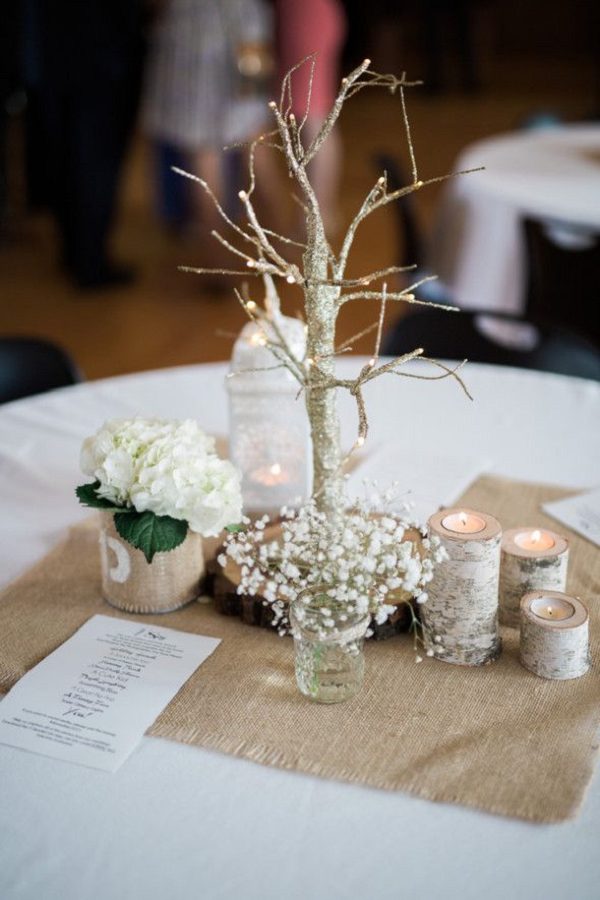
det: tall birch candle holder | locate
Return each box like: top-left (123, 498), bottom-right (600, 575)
top-left (499, 527), bottom-right (568, 627)
top-left (520, 590), bottom-right (590, 680)
top-left (423, 508), bottom-right (502, 666)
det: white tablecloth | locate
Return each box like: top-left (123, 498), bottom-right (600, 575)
top-left (1, 361), bottom-right (599, 900)
top-left (429, 125), bottom-right (600, 314)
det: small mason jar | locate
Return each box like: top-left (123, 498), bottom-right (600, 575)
top-left (289, 592), bottom-right (370, 703)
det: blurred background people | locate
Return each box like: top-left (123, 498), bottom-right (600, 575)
top-left (0, 0), bottom-right (597, 380)
top-left (418, 0), bottom-right (481, 94)
top-left (142, 0), bottom-right (277, 268)
top-left (276, 0), bottom-right (347, 238)
top-left (24, 0), bottom-right (147, 289)
top-left (0, 2), bottom-right (22, 243)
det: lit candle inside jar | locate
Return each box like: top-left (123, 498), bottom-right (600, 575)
top-left (514, 529), bottom-right (555, 551)
top-left (249, 331), bottom-right (266, 347)
top-left (441, 510), bottom-right (487, 534)
top-left (530, 595), bottom-right (575, 621)
top-left (250, 462), bottom-right (289, 486)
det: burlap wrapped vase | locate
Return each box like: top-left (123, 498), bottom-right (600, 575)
top-left (99, 511), bottom-right (205, 614)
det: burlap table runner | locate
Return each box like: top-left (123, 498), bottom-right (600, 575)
top-left (1, 475), bottom-right (598, 823)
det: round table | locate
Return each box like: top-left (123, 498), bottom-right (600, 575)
top-left (1, 361), bottom-right (599, 900)
top-left (429, 125), bottom-right (600, 314)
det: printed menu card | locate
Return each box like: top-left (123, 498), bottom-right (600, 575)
top-left (0, 614), bottom-right (220, 771)
top-left (543, 487), bottom-right (600, 549)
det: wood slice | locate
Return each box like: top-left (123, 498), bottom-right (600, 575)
top-left (206, 523), bottom-right (419, 640)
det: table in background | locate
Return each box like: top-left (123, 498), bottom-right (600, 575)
top-left (429, 125), bottom-right (600, 314)
top-left (1, 361), bottom-right (599, 900)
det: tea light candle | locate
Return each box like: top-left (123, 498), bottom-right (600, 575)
top-left (441, 511), bottom-right (486, 534)
top-left (250, 462), bottom-right (289, 487)
top-left (499, 527), bottom-right (568, 627)
top-left (530, 595), bottom-right (574, 620)
top-left (520, 590), bottom-right (590, 680)
top-left (513, 529), bottom-right (555, 551)
top-left (245, 461), bottom-right (296, 517)
top-left (424, 508), bottom-right (502, 666)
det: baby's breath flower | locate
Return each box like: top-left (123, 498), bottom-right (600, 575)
top-left (222, 486), bottom-right (445, 647)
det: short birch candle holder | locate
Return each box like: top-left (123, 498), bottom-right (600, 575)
top-left (499, 527), bottom-right (569, 627)
top-left (520, 590), bottom-right (590, 680)
top-left (423, 508), bottom-right (502, 666)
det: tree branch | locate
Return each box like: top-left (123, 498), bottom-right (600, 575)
top-left (172, 166), bottom-right (254, 248)
top-left (339, 278), bottom-right (458, 311)
top-left (392, 356), bottom-right (474, 400)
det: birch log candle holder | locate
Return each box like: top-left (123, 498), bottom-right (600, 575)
top-left (423, 508), bottom-right (502, 666)
top-left (499, 528), bottom-right (568, 627)
top-left (520, 590), bottom-right (590, 680)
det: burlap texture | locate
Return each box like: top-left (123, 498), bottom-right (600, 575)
top-left (99, 511), bottom-right (205, 614)
top-left (1, 476), bottom-right (598, 823)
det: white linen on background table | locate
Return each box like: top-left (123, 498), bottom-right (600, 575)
top-left (1, 360), bottom-right (599, 900)
top-left (429, 125), bottom-right (600, 314)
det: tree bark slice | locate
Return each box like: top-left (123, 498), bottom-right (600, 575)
top-left (423, 509), bottom-right (502, 666)
top-left (499, 529), bottom-right (569, 627)
top-left (520, 591), bottom-right (590, 680)
top-left (208, 558), bottom-right (413, 639)
top-left (206, 523), bottom-right (416, 639)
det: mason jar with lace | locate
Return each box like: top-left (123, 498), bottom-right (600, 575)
top-left (227, 307), bottom-right (310, 517)
top-left (289, 590), bottom-right (370, 703)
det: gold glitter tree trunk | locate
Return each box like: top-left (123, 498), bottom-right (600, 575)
top-left (177, 58), bottom-right (475, 518)
top-left (303, 221), bottom-right (343, 513)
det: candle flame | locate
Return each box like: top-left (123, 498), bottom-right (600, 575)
top-left (531, 529), bottom-right (541, 544)
top-left (270, 463), bottom-right (281, 476)
top-left (547, 606), bottom-right (553, 617)
top-left (459, 511), bottom-right (467, 526)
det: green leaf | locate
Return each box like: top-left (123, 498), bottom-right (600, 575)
top-left (225, 523), bottom-right (245, 533)
top-left (114, 510), bottom-right (188, 563)
top-left (75, 482), bottom-right (128, 512)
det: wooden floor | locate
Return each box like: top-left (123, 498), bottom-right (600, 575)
top-left (0, 56), bottom-right (593, 381)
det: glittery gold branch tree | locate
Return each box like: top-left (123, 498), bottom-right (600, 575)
top-left (176, 57), bottom-right (477, 517)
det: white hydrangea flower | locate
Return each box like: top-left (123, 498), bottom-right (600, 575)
top-left (80, 417), bottom-right (241, 536)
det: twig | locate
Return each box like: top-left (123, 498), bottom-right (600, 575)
top-left (335, 321), bottom-right (379, 352)
top-left (391, 357), bottom-right (473, 400)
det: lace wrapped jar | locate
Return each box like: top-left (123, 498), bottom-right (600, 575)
top-left (289, 592), bottom-right (370, 703)
top-left (99, 511), bottom-right (205, 614)
top-left (227, 311), bottom-right (310, 517)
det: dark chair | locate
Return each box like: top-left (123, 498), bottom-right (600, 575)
top-left (374, 153), bottom-right (600, 380)
top-left (382, 307), bottom-right (600, 381)
top-left (523, 218), bottom-right (600, 346)
top-left (0, 337), bottom-right (82, 403)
